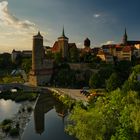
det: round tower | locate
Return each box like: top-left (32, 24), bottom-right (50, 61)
top-left (58, 27), bottom-right (69, 59)
top-left (84, 38), bottom-right (90, 48)
top-left (32, 31), bottom-right (44, 70)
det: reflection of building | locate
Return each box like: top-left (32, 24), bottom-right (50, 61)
top-left (29, 32), bottom-right (53, 86)
top-left (34, 93), bottom-right (68, 135)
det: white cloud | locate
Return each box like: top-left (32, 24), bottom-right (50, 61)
top-left (101, 41), bottom-right (115, 46)
top-left (0, 1), bottom-right (35, 29)
top-left (93, 14), bottom-right (100, 18)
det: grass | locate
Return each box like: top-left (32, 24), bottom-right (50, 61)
top-left (0, 91), bottom-right (38, 102)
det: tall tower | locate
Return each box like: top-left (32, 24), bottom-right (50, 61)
top-left (32, 31), bottom-right (44, 70)
top-left (123, 28), bottom-right (128, 45)
top-left (29, 31), bottom-right (53, 86)
top-left (58, 27), bottom-right (69, 59)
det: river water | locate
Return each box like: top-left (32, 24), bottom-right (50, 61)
top-left (0, 99), bottom-right (21, 122)
top-left (22, 93), bottom-right (76, 140)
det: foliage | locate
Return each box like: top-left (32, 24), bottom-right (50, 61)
top-left (0, 92), bottom-right (38, 102)
top-left (54, 52), bottom-right (62, 64)
top-left (55, 68), bottom-right (76, 87)
top-left (114, 60), bottom-right (132, 84)
top-left (69, 47), bottom-right (79, 62)
top-left (27, 106), bottom-right (33, 112)
top-left (89, 73), bottom-right (101, 88)
top-left (9, 128), bottom-right (19, 136)
top-left (122, 64), bottom-right (140, 93)
top-left (0, 53), bottom-right (13, 69)
top-left (1, 75), bottom-right (24, 84)
top-left (21, 58), bottom-right (32, 73)
top-left (106, 73), bottom-right (121, 91)
top-left (1, 119), bottom-right (12, 126)
top-left (66, 89), bottom-right (140, 140)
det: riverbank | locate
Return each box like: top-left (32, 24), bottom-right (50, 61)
top-left (0, 100), bottom-right (36, 140)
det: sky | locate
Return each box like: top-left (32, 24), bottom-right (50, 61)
top-left (0, 0), bottom-right (140, 52)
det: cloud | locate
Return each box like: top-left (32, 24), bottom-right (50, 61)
top-left (101, 41), bottom-right (115, 46)
top-left (93, 14), bottom-right (100, 18)
top-left (0, 1), bottom-right (35, 29)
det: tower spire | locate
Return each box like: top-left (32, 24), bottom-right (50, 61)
top-left (62, 26), bottom-right (65, 37)
top-left (123, 28), bottom-right (128, 45)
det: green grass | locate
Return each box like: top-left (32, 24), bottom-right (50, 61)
top-left (0, 92), bottom-right (38, 102)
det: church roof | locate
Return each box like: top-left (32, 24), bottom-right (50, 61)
top-left (51, 41), bottom-right (59, 52)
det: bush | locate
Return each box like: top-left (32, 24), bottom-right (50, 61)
top-left (27, 106), bottom-right (33, 113)
top-left (1, 119), bottom-right (12, 125)
top-left (9, 128), bottom-right (19, 136)
top-left (2, 124), bottom-right (11, 133)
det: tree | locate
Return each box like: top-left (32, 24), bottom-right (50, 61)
top-left (0, 53), bottom-right (13, 69)
top-left (106, 73), bottom-right (121, 91)
top-left (66, 89), bottom-right (140, 140)
top-left (69, 47), bottom-right (79, 62)
top-left (114, 60), bottom-right (132, 84)
top-left (122, 64), bottom-right (140, 93)
top-left (54, 52), bottom-right (62, 64)
top-left (89, 73), bottom-right (101, 88)
top-left (21, 58), bottom-right (32, 73)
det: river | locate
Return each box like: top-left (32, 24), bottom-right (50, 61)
top-left (0, 99), bottom-right (21, 122)
top-left (22, 93), bottom-right (76, 140)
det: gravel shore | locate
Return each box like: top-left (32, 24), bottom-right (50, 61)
top-left (0, 101), bottom-right (35, 140)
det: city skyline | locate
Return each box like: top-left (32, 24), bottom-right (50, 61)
top-left (0, 0), bottom-right (140, 52)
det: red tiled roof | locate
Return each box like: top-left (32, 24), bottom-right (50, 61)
top-left (122, 46), bottom-right (131, 52)
top-left (51, 41), bottom-right (60, 52)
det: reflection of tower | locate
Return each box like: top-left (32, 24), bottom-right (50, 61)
top-left (34, 93), bottom-right (68, 135)
top-left (34, 101), bottom-right (44, 135)
top-left (84, 38), bottom-right (90, 48)
top-left (58, 27), bottom-right (69, 59)
top-left (123, 28), bottom-right (128, 45)
top-left (34, 94), bottom-right (54, 135)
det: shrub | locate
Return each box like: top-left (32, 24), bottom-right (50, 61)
top-left (1, 119), bottom-right (12, 125)
top-left (27, 106), bottom-right (33, 113)
top-left (2, 124), bottom-right (11, 133)
top-left (9, 128), bottom-right (19, 136)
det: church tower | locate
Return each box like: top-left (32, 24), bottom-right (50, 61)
top-left (58, 27), bottom-right (69, 59)
top-left (123, 28), bottom-right (128, 45)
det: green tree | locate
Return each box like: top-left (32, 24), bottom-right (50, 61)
top-left (54, 52), bottom-right (62, 64)
top-left (69, 47), bottom-right (79, 62)
top-left (106, 73), bottom-right (121, 91)
top-left (21, 58), bottom-right (32, 73)
top-left (122, 64), bottom-right (140, 92)
top-left (89, 73), bottom-right (101, 88)
top-left (67, 89), bottom-right (140, 140)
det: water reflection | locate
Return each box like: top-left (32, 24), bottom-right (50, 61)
top-left (0, 99), bottom-right (20, 122)
top-left (22, 93), bottom-right (74, 140)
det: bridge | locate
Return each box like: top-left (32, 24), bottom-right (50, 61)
top-left (0, 83), bottom-right (40, 93)
top-left (0, 83), bottom-right (88, 102)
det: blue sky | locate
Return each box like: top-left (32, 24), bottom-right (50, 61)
top-left (0, 0), bottom-right (140, 52)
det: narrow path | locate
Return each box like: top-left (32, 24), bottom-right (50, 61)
top-left (46, 87), bottom-right (88, 102)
